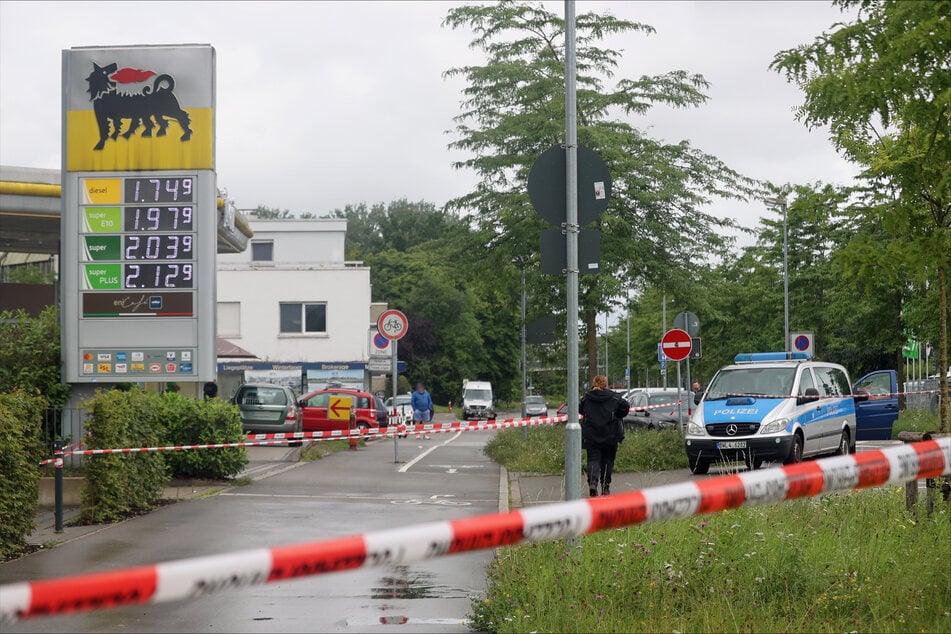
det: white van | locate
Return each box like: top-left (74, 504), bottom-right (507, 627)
top-left (461, 380), bottom-right (495, 420)
top-left (685, 352), bottom-right (898, 474)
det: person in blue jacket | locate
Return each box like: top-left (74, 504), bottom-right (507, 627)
top-left (411, 382), bottom-right (433, 423)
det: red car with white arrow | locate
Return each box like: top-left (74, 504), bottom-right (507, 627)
top-left (298, 388), bottom-right (381, 433)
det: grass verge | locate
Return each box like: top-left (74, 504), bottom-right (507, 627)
top-left (485, 425), bottom-right (687, 473)
top-left (893, 409), bottom-right (942, 437)
top-left (300, 439), bottom-right (364, 461)
top-left (470, 488), bottom-right (950, 633)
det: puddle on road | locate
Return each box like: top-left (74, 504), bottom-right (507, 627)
top-left (370, 565), bottom-right (469, 600)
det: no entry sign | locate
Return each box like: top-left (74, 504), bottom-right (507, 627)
top-left (661, 328), bottom-right (693, 362)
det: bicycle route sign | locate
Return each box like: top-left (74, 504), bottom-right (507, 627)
top-left (377, 309), bottom-right (409, 341)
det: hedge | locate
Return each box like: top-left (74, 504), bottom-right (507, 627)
top-left (151, 392), bottom-right (248, 480)
top-left (0, 391), bottom-right (46, 557)
top-left (79, 388), bottom-right (249, 523)
top-left (79, 388), bottom-right (168, 523)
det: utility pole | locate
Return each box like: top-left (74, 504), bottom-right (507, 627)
top-left (563, 0), bottom-right (582, 503)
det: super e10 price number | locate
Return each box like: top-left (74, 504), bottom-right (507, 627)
top-left (124, 206), bottom-right (194, 232)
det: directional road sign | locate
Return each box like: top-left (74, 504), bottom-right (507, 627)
top-left (377, 309), bottom-right (408, 341)
top-left (328, 395), bottom-right (353, 421)
top-left (661, 328), bottom-right (693, 362)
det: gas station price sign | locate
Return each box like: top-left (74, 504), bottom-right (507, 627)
top-left (61, 44), bottom-right (216, 384)
top-left (63, 170), bottom-right (217, 382)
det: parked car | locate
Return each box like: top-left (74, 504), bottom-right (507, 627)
top-left (374, 395), bottom-right (388, 428)
top-left (233, 383), bottom-right (302, 438)
top-left (623, 390), bottom-right (690, 430)
top-left (556, 401), bottom-right (568, 416)
top-left (521, 395), bottom-right (549, 418)
top-left (298, 388), bottom-right (381, 433)
top-left (385, 393), bottom-right (414, 422)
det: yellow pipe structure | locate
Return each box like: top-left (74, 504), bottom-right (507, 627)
top-left (0, 181), bottom-right (62, 197)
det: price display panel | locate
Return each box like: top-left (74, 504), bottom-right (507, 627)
top-left (64, 171), bottom-right (216, 382)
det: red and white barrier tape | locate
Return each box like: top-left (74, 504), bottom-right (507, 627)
top-left (706, 388), bottom-right (943, 400)
top-left (629, 400), bottom-right (685, 413)
top-left (5, 438), bottom-right (948, 623)
top-left (37, 416), bottom-right (567, 463)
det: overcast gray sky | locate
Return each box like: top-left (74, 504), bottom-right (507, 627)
top-left (1, 1), bottom-right (858, 246)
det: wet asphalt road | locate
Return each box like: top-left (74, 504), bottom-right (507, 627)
top-left (0, 427), bottom-right (504, 633)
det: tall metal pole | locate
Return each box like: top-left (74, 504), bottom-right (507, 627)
top-left (521, 264), bottom-right (528, 438)
top-left (626, 311), bottom-right (630, 391)
top-left (662, 294), bottom-right (668, 389)
top-left (604, 313), bottom-right (609, 383)
top-left (563, 0), bottom-right (582, 503)
top-left (783, 201), bottom-right (789, 351)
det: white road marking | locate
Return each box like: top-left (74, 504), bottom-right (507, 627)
top-left (398, 431), bottom-right (462, 473)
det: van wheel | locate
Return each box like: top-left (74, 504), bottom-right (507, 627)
top-left (834, 430), bottom-right (851, 456)
top-left (689, 455), bottom-right (710, 475)
top-left (745, 453), bottom-right (764, 470)
top-left (784, 433), bottom-right (804, 464)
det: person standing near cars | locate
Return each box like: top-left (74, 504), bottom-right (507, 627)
top-left (579, 374), bottom-right (630, 496)
top-left (411, 382), bottom-right (433, 439)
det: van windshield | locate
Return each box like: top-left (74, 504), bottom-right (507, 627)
top-left (465, 389), bottom-right (492, 401)
top-left (706, 367), bottom-right (796, 400)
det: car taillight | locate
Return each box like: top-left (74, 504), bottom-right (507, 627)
top-left (285, 405), bottom-right (297, 421)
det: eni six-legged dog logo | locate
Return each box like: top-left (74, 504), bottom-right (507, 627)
top-left (85, 62), bottom-right (193, 151)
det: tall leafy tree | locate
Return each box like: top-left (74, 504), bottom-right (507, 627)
top-left (334, 200), bottom-right (520, 402)
top-left (443, 1), bottom-right (757, 384)
top-left (772, 0), bottom-right (950, 431)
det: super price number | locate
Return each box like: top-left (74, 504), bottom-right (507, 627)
top-left (124, 235), bottom-right (193, 260)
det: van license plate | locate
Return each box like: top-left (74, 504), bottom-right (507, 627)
top-left (716, 441), bottom-right (747, 449)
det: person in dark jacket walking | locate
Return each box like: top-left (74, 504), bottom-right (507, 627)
top-left (579, 375), bottom-right (630, 496)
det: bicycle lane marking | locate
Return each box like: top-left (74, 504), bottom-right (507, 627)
top-left (397, 431), bottom-right (463, 473)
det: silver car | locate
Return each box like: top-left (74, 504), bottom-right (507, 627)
top-left (521, 395), bottom-right (549, 418)
top-left (233, 383), bottom-right (302, 437)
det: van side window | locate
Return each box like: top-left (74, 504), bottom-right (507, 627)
top-left (815, 367), bottom-right (850, 397)
top-left (854, 373), bottom-right (891, 398)
top-left (798, 369), bottom-right (817, 395)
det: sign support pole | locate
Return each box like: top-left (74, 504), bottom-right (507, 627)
top-left (392, 339), bottom-right (399, 463)
top-left (676, 361), bottom-right (684, 433)
top-left (564, 0), bottom-right (582, 506)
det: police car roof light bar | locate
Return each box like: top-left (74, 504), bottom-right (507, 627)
top-left (734, 351), bottom-right (812, 363)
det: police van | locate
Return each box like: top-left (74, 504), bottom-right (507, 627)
top-left (684, 352), bottom-right (898, 474)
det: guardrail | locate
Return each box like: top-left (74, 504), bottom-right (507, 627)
top-left (3, 437), bottom-right (947, 623)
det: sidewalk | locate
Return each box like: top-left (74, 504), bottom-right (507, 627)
top-left (508, 468), bottom-right (696, 507)
top-left (26, 480), bottom-right (228, 547)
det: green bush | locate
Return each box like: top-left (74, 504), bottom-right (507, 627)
top-left (0, 307), bottom-right (69, 407)
top-left (79, 389), bottom-right (167, 523)
top-left (154, 393), bottom-right (248, 480)
top-left (0, 391), bottom-right (46, 558)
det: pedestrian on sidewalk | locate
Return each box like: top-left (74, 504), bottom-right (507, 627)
top-left (579, 374), bottom-right (629, 496)
top-left (411, 382), bottom-right (433, 439)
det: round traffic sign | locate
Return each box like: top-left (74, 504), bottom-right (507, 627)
top-left (377, 309), bottom-right (409, 341)
top-left (661, 328), bottom-right (692, 362)
top-left (794, 335), bottom-right (810, 351)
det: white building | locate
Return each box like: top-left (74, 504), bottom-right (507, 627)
top-left (215, 218), bottom-right (372, 394)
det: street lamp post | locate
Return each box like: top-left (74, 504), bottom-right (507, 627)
top-left (765, 196), bottom-right (789, 350)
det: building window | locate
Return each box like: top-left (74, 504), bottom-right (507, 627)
top-left (251, 240), bottom-right (274, 262)
top-left (280, 302), bottom-right (327, 334)
top-left (217, 302), bottom-right (241, 337)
